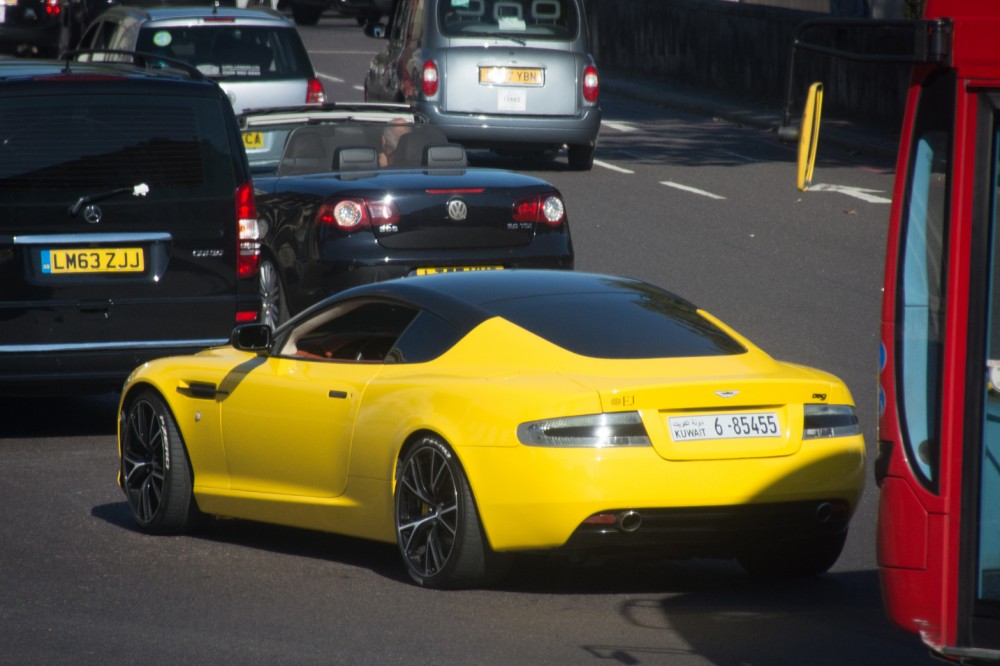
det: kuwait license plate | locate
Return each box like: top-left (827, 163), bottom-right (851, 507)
top-left (242, 132), bottom-right (264, 150)
top-left (416, 266), bottom-right (503, 275)
top-left (479, 67), bottom-right (543, 86)
top-left (668, 412), bottom-right (781, 442)
top-left (41, 248), bottom-right (145, 274)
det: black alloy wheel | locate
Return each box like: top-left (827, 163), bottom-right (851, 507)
top-left (120, 390), bottom-right (197, 534)
top-left (394, 435), bottom-right (506, 589)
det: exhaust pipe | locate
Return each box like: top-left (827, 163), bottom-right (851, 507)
top-left (815, 502), bottom-right (834, 524)
top-left (615, 510), bottom-right (642, 533)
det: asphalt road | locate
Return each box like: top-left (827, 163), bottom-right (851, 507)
top-left (0, 14), bottom-right (940, 666)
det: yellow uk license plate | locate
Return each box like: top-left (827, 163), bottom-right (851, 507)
top-left (242, 132), bottom-right (264, 149)
top-left (416, 266), bottom-right (503, 275)
top-left (41, 248), bottom-right (144, 274)
top-left (479, 67), bottom-right (543, 86)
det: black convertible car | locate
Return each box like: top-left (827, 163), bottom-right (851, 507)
top-left (239, 104), bottom-right (575, 327)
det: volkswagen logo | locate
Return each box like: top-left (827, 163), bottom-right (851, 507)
top-left (83, 205), bottom-right (102, 224)
top-left (447, 199), bottom-right (468, 221)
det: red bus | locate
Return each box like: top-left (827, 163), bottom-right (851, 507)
top-left (790, 1), bottom-right (1000, 660)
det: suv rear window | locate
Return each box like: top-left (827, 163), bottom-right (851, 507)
top-left (438, 0), bottom-right (579, 39)
top-left (0, 95), bottom-right (235, 204)
top-left (137, 27), bottom-right (313, 81)
top-left (485, 292), bottom-right (747, 359)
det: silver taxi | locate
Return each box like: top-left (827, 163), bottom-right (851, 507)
top-left (364, 0), bottom-right (600, 170)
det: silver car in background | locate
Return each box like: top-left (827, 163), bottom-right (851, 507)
top-left (76, 6), bottom-right (325, 113)
top-left (364, 0), bottom-right (600, 170)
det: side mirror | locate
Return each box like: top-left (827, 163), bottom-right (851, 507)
top-left (797, 82), bottom-right (823, 192)
top-left (364, 22), bottom-right (387, 39)
top-left (231, 323), bottom-right (272, 353)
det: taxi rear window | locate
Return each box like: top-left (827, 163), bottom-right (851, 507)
top-left (439, 0), bottom-right (579, 39)
top-left (485, 291), bottom-right (747, 359)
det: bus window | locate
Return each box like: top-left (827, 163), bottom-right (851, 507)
top-left (896, 71), bottom-right (954, 492)
top-left (978, 112), bottom-right (1000, 607)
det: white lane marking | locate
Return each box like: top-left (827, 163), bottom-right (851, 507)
top-left (602, 120), bottom-right (637, 133)
top-left (660, 181), bottom-right (726, 200)
top-left (808, 183), bottom-right (892, 204)
top-left (317, 73), bottom-right (345, 84)
top-left (594, 160), bottom-right (634, 174)
top-left (720, 150), bottom-right (757, 162)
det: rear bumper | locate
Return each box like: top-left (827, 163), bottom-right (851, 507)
top-left (283, 234), bottom-right (574, 315)
top-left (416, 103), bottom-right (602, 149)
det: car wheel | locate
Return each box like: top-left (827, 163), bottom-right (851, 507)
top-left (291, 2), bottom-right (322, 25)
top-left (120, 390), bottom-right (197, 534)
top-left (737, 530), bottom-right (848, 578)
top-left (567, 143), bottom-right (595, 171)
top-left (259, 258), bottom-right (288, 329)
top-left (395, 435), bottom-right (506, 589)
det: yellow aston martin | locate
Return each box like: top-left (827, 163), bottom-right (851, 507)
top-left (118, 270), bottom-right (865, 588)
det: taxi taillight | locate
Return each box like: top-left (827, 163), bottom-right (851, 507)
top-left (306, 78), bottom-right (326, 104)
top-left (422, 61), bottom-right (439, 97)
top-left (236, 182), bottom-right (260, 279)
top-left (583, 65), bottom-right (599, 103)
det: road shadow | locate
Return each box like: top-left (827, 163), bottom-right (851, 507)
top-left (0, 392), bottom-right (119, 438)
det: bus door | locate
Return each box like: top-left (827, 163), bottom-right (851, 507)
top-left (961, 87), bottom-right (1000, 659)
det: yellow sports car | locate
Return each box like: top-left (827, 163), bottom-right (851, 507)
top-left (118, 270), bottom-right (865, 588)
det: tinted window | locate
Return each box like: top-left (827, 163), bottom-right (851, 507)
top-left (137, 26), bottom-right (313, 80)
top-left (0, 95), bottom-right (234, 204)
top-left (438, 0), bottom-right (579, 39)
top-left (487, 291), bottom-right (746, 359)
top-left (389, 310), bottom-right (463, 363)
top-left (283, 301), bottom-right (419, 362)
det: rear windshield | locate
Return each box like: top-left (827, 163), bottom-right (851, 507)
top-left (137, 26), bottom-right (313, 81)
top-left (0, 94), bottom-right (235, 202)
top-left (439, 0), bottom-right (579, 39)
top-left (486, 291), bottom-right (747, 359)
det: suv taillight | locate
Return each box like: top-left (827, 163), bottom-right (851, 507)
top-left (422, 61), bottom-right (439, 97)
top-left (316, 197), bottom-right (400, 230)
top-left (512, 194), bottom-right (566, 226)
top-left (236, 182), bottom-right (260, 278)
top-left (307, 78), bottom-right (326, 104)
top-left (583, 65), bottom-right (599, 103)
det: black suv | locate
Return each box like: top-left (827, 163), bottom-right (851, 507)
top-left (0, 56), bottom-right (262, 393)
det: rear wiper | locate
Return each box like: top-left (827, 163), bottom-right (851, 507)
top-left (69, 183), bottom-right (150, 216)
top-left (483, 32), bottom-right (526, 46)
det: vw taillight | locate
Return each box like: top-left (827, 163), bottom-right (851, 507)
top-left (423, 61), bottom-right (439, 97)
top-left (512, 194), bottom-right (566, 226)
top-left (316, 197), bottom-right (400, 230)
top-left (236, 182), bottom-right (260, 278)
